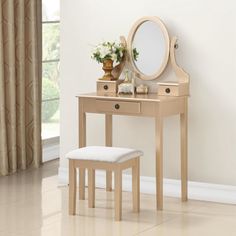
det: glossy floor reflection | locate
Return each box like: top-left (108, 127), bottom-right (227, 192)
top-left (1, 160), bottom-right (236, 236)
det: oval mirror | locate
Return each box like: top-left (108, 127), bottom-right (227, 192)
top-left (127, 17), bottom-right (170, 80)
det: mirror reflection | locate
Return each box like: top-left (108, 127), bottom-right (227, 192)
top-left (132, 20), bottom-right (167, 77)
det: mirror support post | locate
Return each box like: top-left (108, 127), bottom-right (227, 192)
top-left (170, 37), bottom-right (190, 84)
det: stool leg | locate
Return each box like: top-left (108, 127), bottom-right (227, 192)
top-left (69, 160), bottom-right (76, 215)
top-left (79, 168), bottom-right (85, 200)
top-left (88, 168), bottom-right (95, 208)
top-left (114, 168), bottom-right (122, 221)
top-left (132, 158), bottom-right (140, 213)
top-left (106, 171), bottom-right (112, 191)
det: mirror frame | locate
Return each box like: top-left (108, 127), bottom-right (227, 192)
top-left (127, 16), bottom-right (170, 80)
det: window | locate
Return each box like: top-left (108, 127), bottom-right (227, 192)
top-left (42, 0), bottom-right (60, 140)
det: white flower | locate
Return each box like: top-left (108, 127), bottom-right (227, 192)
top-left (100, 46), bottom-right (110, 58)
top-left (111, 53), bottom-right (117, 61)
top-left (111, 46), bottom-right (116, 53)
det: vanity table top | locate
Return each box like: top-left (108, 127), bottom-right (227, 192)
top-left (77, 92), bottom-right (185, 103)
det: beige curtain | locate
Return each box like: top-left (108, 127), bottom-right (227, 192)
top-left (0, 0), bottom-right (42, 176)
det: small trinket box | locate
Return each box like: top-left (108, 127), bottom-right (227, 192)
top-left (117, 70), bottom-right (135, 95)
top-left (118, 83), bottom-right (135, 95)
top-left (136, 84), bottom-right (149, 94)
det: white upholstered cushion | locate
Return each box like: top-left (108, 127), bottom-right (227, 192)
top-left (66, 146), bottom-right (143, 163)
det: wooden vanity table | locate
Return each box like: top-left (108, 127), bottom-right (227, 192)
top-left (77, 16), bottom-right (190, 210)
top-left (77, 92), bottom-right (188, 210)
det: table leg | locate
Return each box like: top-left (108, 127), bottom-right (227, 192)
top-left (155, 116), bottom-right (163, 210)
top-left (105, 114), bottom-right (113, 191)
top-left (79, 98), bottom-right (86, 200)
top-left (180, 98), bottom-right (188, 201)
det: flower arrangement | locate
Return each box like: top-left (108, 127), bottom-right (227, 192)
top-left (91, 40), bottom-right (139, 81)
top-left (91, 41), bottom-right (125, 63)
top-left (91, 41), bottom-right (139, 63)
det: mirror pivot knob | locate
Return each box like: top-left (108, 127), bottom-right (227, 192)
top-left (174, 43), bottom-right (179, 49)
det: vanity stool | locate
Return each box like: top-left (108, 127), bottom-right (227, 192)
top-left (66, 146), bottom-right (143, 221)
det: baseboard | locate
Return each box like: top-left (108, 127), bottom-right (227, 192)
top-left (58, 167), bottom-right (236, 205)
top-left (43, 144), bottom-right (60, 162)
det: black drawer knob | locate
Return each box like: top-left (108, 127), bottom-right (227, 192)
top-left (165, 88), bottom-right (171, 94)
top-left (114, 104), bottom-right (120, 110)
top-left (103, 85), bottom-right (108, 90)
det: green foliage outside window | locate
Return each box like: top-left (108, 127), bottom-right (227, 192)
top-left (42, 79), bottom-right (59, 122)
top-left (41, 0), bottom-right (60, 139)
top-left (43, 62), bottom-right (60, 87)
top-left (43, 23), bottom-right (60, 61)
top-left (42, 22), bottom-right (60, 123)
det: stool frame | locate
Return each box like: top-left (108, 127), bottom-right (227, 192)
top-left (69, 157), bottom-right (140, 221)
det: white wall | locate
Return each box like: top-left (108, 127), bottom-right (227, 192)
top-left (60, 0), bottom-right (236, 186)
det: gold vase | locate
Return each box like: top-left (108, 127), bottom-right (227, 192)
top-left (100, 59), bottom-right (115, 81)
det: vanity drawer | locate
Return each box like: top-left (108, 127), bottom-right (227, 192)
top-left (158, 85), bottom-right (179, 96)
top-left (157, 82), bottom-right (189, 96)
top-left (96, 100), bottom-right (141, 114)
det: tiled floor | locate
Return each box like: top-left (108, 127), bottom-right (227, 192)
top-left (1, 160), bottom-right (236, 236)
